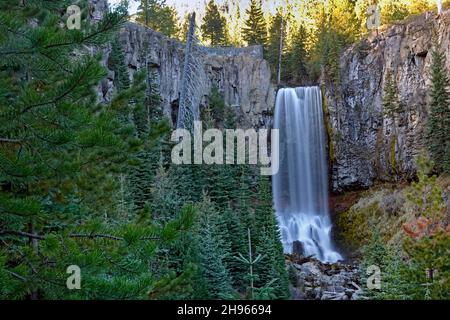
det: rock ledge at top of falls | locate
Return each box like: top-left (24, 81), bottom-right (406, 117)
top-left (325, 10), bottom-right (450, 192)
top-left (99, 20), bottom-right (275, 129)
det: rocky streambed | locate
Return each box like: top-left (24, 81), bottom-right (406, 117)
top-left (287, 255), bottom-right (363, 300)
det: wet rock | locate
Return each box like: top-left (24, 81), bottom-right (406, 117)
top-left (292, 240), bottom-right (304, 256)
top-left (287, 255), bottom-right (362, 300)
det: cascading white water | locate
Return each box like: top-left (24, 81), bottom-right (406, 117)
top-left (273, 87), bottom-right (342, 263)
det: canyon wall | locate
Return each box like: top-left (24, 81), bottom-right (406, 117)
top-left (325, 11), bottom-right (450, 191)
top-left (91, 1), bottom-right (450, 192)
top-left (115, 23), bottom-right (275, 128)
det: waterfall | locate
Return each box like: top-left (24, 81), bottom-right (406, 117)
top-left (273, 87), bottom-right (342, 263)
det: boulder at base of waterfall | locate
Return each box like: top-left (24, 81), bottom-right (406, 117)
top-left (292, 240), bottom-right (305, 256)
top-left (287, 255), bottom-right (363, 300)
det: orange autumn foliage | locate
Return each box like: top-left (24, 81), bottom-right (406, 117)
top-left (403, 217), bottom-right (450, 239)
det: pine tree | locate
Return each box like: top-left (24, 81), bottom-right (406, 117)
top-left (208, 85), bottom-right (226, 122)
top-left (266, 9), bottom-right (287, 81)
top-left (179, 13), bottom-right (191, 42)
top-left (382, 69), bottom-right (403, 176)
top-left (242, 0), bottom-right (267, 46)
top-left (401, 156), bottom-right (449, 299)
top-left (222, 207), bottom-right (247, 288)
top-left (201, 0), bottom-right (228, 46)
top-left (136, 0), bottom-right (179, 37)
top-left (0, 0), bottom-right (193, 299)
top-left (383, 70), bottom-right (402, 118)
top-left (129, 70), bottom-right (170, 212)
top-left (108, 36), bottom-right (130, 92)
top-left (310, 0), bottom-right (359, 82)
top-left (427, 41), bottom-right (450, 173)
top-left (286, 24), bottom-right (309, 84)
top-left (192, 197), bottom-right (234, 299)
top-left (253, 176), bottom-right (290, 299)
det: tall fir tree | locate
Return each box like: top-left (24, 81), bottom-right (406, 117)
top-left (136, 0), bottom-right (179, 38)
top-left (253, 176), bottom-right (290, 299)
top-left (191, 197), bottom-right (234, 299)
top-left (242, 0), bottom-right (267, 46)
top-left (383, 70), bottom-right (402, 119)
top-left (382, 69), bottom-right (403, 176)
top-left (266, 9), bottom-right (287, 81)
top-left (129, 70), bottom-right (171, 212)
top-left (286, 24), bottom-right (309, 85)
top-left (0, 0), bottom-right (194, 299)
top-left (427, 41), bottom-right (450, 173)
top-left (108, 36), bottom-right (130, 92)
top-left (201, 0), bottom-right (229, 46)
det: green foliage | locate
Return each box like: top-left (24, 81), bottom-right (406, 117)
top-left (266, 9), bottom-right (287, 81)
top-left (136, 0), bottom-right (179, 38)
top-left (285, 24), bottom-right (309, 85)
top-left (402, 231), bottom-right (450, 300)
top-left (201, 0), bottom-right (228, 46)
top-left (427, 41), bottom-right (450, 173)
top-left (380, 0), bottom-right (410, 25)
top-left (193, 197), bottom-right (234, 299)
top-left (0, 0), bottom-right (195, 300)
top-left (253, 176), bottom-right (290, 299)
top-left (406, 156), bottom-right (445, 219)
top-left (108, 36), bottom-right (130, 92)
top-left (128, 70), bottom-right (170, 212)
top-left (153, 86), bottom-right (288, 300)
top-left (307, 0), bottom-right (359, 82)
top-left (242, 0), bottom-right (267, 46)
top-left (361, 232), bottom-right (411, 300)
top-left (383, 70), bottom-right (403, 118)
top-left (360, 157), bottom-right (449, 300)
top-left (207, 85), bottom-right (226, 124)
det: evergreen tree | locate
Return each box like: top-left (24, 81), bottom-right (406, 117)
top-left (129, 70), bottom-right (171, 212)
top-left (382, 69), bottom-right (403, 176)
top-left (266, 9), bottom-right (287, 81)
top-left (136, 0), bottom-right (180, 38)
top-left (201, 0), bottom-right (229, 46)
top-left (401, 156), bottom-right (449, 299)
top-left (286, 24), bottom-right (309, 84)
top-left (179, 13), bottom-right (191, 42)
top-left (242, 0), bottom-right (267, 46)
top-left (426, 41), bottom-right (450, 173)
top-left (192, 197), bottom-right (234, 299)
top-left (108, 36), bottom-right (130, 92)
top-left (208, 85), bottom-right (226, 123)
top-left (383, 70), bottom-right (402, 118)
top-left (253, 176), bottom-right (290, 299)
top-left (0, 0), bottom-right (192, 299)
top-left (310, 0), bottom-right (359, 82)
top-left (222, 207), bottom-right (247, 288)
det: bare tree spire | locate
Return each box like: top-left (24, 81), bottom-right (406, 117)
top-left (177, 12), bottom-right (204, 131)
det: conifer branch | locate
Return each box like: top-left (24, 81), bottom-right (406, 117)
top-left (0, 230), bottom-right (45, 240)
top-left (19, 59), bottom-right (96, 114)
top-left (0, 230), bottom-right (160, 242)
top-left (0, 138), bottom-right (23, 144)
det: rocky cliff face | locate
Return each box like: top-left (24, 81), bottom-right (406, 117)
top-left (325, 11), bottom-right (450, 192)
top-left (104, 22), bottom-right (275, 129)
